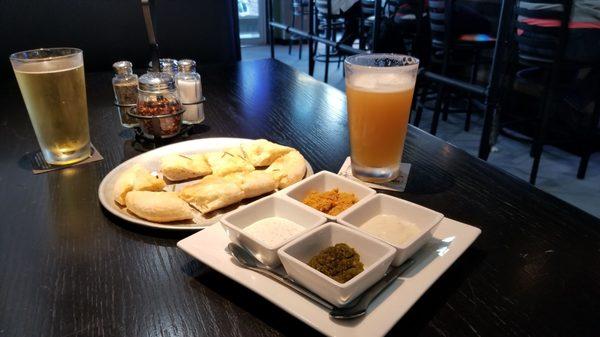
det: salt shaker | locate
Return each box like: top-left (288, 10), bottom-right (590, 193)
top-left (112, 61), bottom-right (138, 127)
top-left (175, 59), bottom-right (205, 124)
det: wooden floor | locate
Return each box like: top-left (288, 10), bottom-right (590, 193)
top-left (242, 43), bottom-right (600, 219)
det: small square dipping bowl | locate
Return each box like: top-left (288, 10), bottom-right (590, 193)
top-left (280, 171), bottom-right (376, 221)
top-left (278, 222), bottom-right (395, 307)
top-left (221, 195), bottom-right (327, 268)
top-left (337, 194), bottom-right (444, 266)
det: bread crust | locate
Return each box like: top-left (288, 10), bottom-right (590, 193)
top-left (266, 150), bottom-right (307, 188)
top-left (178, 175), bottom-right (245, 213)
top-left (125, 191), bottom-right (193, 222)
top-left (160, 153), bottom-right (211, 181)
top-left (114, 164), bottom-right (166, 205)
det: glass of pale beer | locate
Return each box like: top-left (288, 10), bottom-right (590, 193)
top-left (344, 54), bottom-right (419, 182)
top-left (10, 48), bottom-right (90, 165)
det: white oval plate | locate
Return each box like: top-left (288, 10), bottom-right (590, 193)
top-left (98, 138), bottom-right (314, 231)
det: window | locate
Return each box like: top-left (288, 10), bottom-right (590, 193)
top-left (238, 0), bottom-right (266, 43)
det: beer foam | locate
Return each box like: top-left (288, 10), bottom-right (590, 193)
top-left (12, 54), bottom-right (83, 74)
top-left (348, 73), bottom-right (415, 92)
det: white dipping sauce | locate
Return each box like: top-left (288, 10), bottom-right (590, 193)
top-left (243, 217), bottom-right (305, 247)
top-left (360, 214), bottom-right (421, 246)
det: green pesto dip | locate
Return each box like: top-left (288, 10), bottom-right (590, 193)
top-left (308, 243), bottom-right (364, 283)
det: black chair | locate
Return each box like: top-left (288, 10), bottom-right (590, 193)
top-left (0, 0), bottom-right (241, 74)
top-left (312, 0), bottom-right (346, 83)
top-left (383, 0), bottom-right (427, 56)
top-left (413, 0), bottom-right (496, 134)
top-left (288, 0), bottom-right (310, 59)
top-left (498, 0), bottom-right (599, 183)
top-left (359, 0), bottom-right (376, 50)
top-left (410, 0), bottom-right (515, 166)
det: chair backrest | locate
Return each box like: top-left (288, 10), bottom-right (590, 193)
top-left (361, 0), bottom-right (376, 17)
top-left (387, 0), bottom-right (426, 27)
top-left (514, 0), bottom-right (573, 65)
top-left (428, 0), bottom-right (453, 47)
top-left (315, 0), bottom-right (333, 16)
top-left (1, 0), bottom-right (241, 74)
top-left (292, 0), bottom-right (309, 14)
top-left (386, 0), bottom-right (400, 15)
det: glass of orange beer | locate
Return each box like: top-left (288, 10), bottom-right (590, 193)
top-left (344, 54), bottom-right (419, 182)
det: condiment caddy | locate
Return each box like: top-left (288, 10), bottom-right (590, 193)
top-left (111, 58), bottom-right (207, 139)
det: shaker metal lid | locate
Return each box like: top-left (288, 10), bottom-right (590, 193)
top-left (148, 58), bottom-right (178, 74)
top-left (139, 72), bottom-right (175, 91)
top-left (178, 59), bottom-right (196, 73)
top-left (113, 61), bottom-right (133, 75)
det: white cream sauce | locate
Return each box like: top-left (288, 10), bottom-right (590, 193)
top-left (360, 214), bottom-right (421, 246)
top-left (243, 217), bottom-right (305, 247)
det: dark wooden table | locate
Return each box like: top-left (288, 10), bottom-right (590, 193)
top-left (1, 59), bottom-right (599, 337)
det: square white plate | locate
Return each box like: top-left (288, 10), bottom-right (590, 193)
top-left (178, 218), bottom-right (481, 337)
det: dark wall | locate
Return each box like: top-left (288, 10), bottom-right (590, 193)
top-left (0, 0), bottom-right (240, 75)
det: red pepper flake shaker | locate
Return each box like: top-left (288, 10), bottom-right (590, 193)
top-left (134, 72), bottom-right (183, 138)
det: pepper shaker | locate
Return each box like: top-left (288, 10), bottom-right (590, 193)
top-left (175, 59), bottom-right (204, 124)
top-left (112, 61), bottom-right (139, 127)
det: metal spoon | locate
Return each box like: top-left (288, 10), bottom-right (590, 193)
top-left (329, 259), bottom-right (414, 319)
top-left (227, 242), bottom-right (414, 319)
top-left (227, 242), bottom-right (334, 310)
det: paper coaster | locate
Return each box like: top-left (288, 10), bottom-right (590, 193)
top-left (31, 144), bottom-right (104, 174)
top-left (337, 157), bottom-right (411, 192)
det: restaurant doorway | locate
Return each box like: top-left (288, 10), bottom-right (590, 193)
top-left (238, 0), bottom-right (266, 45)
